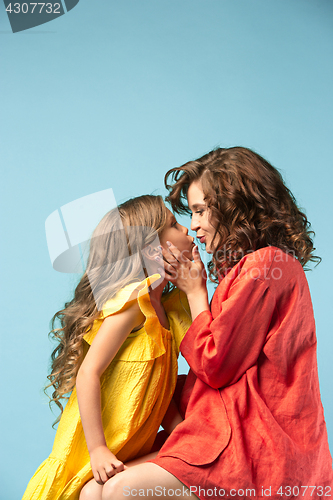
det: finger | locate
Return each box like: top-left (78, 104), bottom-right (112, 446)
top-left (99, 468), bottom-right (109, 484)
top-left (161, 242), bottom-right (182, 263)
top-left (94, 471), bottom-right (104, 486)
top-left (192, 245), bottom-right (202, 262)
top-left (155, 255), bottom-right (177, 268)
top-left (105, 467), bottom-right (116, 478)
top-left (159, 261), bottom-right (178, 279)
top-left (157, 267), bottom-right (177, 283)
top-left (167, 242), bottom-right (193, 263)
top-left (158, 247), bottom-right (178, 266)
top-left (113, 461), bottom-right (125, 473)
top-left (166, 241), bottom-right (184, 261)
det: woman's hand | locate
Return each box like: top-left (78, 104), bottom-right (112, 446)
top-left (90, 445), bottom-right (126, 484)
top-left (158, 242), bottom-right (210, 320)
top-left (159, 242), bottom-right (206, 296)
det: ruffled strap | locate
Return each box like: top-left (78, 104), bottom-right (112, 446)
top-left (135, 274), bottom-right (170, 359)
top-left (83, 274), bottom-right (168, 360)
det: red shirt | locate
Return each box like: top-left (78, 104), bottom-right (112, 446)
top-left (154, 247), bottom-right (333, 499)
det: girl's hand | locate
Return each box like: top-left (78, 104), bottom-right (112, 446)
top-left (90, 445), bottom-right (126, 484)
top-left (159, 242), bottom-right (207, 297)
top-left (158, 242), bottom-right (210, 320)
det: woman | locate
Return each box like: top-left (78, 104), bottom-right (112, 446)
top-left (99, 147), bottom-right (332, 500)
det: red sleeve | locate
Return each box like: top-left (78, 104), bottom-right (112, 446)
top-left (180, 275), bottom-right (278, 389)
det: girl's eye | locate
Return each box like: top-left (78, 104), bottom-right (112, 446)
top-left (172, 221), bottom-right (178, 227)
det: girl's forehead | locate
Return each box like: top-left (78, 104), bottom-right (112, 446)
top-left (166, 208), bottom-right (175, 219)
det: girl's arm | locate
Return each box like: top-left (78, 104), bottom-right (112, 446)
top-left (76, 298), bottom-right (145, 485)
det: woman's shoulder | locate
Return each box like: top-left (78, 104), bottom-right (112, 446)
top-left (216, 246), bottom-right (307, 295)
top-left (239, 246), bottom-right (304, 281)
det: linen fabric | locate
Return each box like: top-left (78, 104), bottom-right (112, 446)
top-left (22, 275), bottom-right (191, 500)
top-left (152, 247), bottom-right (333, 500)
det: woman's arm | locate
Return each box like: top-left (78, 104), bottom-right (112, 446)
top-left (76, 299), bottom-right (145, 485)
top-left (159, 243), bottom-right (210, 320)
top-left (180, 277), bottom-right (277, 389)
top-left (161, 243), bottom-right (278, 390)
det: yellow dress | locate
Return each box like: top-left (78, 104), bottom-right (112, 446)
top-left (22, 275), bottom-right (191, 500)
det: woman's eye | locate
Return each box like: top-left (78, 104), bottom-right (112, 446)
top-left (195, 210), bottom-right (204, 215)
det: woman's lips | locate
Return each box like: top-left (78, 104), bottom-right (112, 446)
top-left (198, 236), bottom-right (206, 244)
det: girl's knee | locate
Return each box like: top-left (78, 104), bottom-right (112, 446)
top-left (79, 479), bottom-right (103, 500)
top-left (102, 473), bottom-right (127, 500)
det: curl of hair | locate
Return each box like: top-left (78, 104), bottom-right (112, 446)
top-left (45, 195), bottom-right (168, 426)
top-left (165, 147), bottom-right (320, 283)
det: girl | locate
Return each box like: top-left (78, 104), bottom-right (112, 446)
top-left (99, 147), bottom-right (332, 500)
top-left (22, 195), bottom-right (195, 500)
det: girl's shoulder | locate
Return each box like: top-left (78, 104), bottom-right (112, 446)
top-left (84, 275), bottom-right (162, 345)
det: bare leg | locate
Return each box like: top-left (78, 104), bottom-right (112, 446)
top-left (102, 462), bottom-right (199, 500)
top-left (80, 452), bottom-right (160, 500)
top-left (79, 480), bottom-right (103, 500)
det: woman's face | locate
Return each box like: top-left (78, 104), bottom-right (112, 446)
top-left (187, 180), bottom-right (216, 254)
top-left (159, 209), bottom-right (195, 260)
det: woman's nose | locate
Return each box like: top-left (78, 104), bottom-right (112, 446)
top-left (191, 216), bottom-right (199, 231)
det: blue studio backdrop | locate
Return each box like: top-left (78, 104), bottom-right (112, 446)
top-left (0, 1), bottom-right (332, 498)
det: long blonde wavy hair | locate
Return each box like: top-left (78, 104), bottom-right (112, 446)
top-left (46, 195), bottom-right (168, 425)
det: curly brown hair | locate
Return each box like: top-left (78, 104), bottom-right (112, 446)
top-left (165, 147), bottom-right (320, 282)
top-left (45, 195), bottom-right (169, 425)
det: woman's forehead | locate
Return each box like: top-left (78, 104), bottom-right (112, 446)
top-left (187, 181), bottom-right (206, 207)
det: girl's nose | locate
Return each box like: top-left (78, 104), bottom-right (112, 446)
top-left (181, 224), bottom-right (188, 235)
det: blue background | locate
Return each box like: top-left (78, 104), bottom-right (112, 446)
top-left (0, 1), bottom-right (332, 498)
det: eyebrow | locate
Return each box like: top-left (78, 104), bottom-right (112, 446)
top-left (190, 203), bottom-right (206, 210)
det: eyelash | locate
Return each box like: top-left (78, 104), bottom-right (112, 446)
top-left (195, 210), bottom-right (204, 215)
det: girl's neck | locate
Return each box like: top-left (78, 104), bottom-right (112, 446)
top-left (148, 278), bottom-right (170, 330)
top-left (148, 278), bottom-right (168, 303)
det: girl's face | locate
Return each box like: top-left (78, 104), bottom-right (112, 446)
top-left (159, 209), bottom-right (195, 260)
top-left (187, 180), bottom-right (216, 254)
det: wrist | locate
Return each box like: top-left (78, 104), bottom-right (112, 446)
top-left (187, 287), bottom-right (208, 303)
top-left (88, 442), bottom-right (108, 455)
top-left (187, 290), bottom-right (210, 320)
